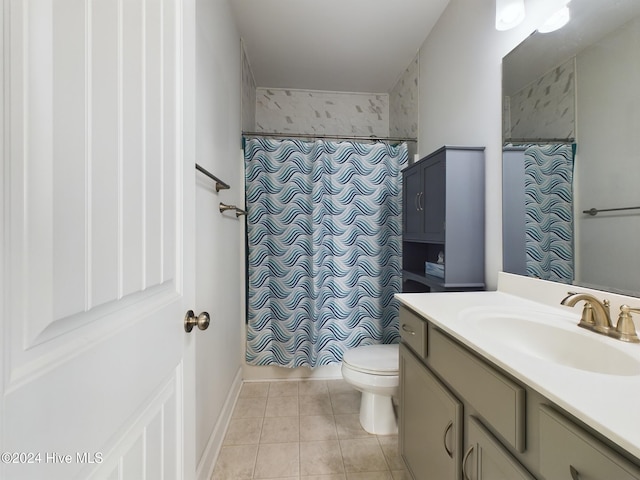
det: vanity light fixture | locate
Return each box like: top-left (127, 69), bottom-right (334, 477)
top-left (495, 0), bottom-right (526, 31)
top-left (538, 1), bottom-right (571, 33)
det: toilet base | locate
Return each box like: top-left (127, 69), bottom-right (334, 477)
top-left (359, 391), bottom-right (398, 435)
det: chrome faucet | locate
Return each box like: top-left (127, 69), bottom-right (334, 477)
top-left (560, 292), bottom-right (613, 334)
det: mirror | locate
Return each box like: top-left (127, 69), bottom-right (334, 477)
top-left (502, 0), bottom-right (640, 297)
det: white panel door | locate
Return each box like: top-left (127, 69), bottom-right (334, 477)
top-left (1, 0), bottom-right (197, 479)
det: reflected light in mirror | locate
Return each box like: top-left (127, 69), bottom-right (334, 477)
top-left (538, 5), bottom-right (571, 33)
top-left (496, 0), bottom-right (526, 30)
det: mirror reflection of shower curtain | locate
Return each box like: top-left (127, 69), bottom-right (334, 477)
top-left (244, 137), bottom-right (408, 368)
top-left (524, 144), bottom-right (575, 283)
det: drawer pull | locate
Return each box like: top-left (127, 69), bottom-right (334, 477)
top-left (462, 445), bottom-right (474, 480)
top-left (401, 324), bottom-right (416, 335)
top-left (443, 420), bottom-right (454, 458)
top-left (570, 465), bottom-right (580, 480)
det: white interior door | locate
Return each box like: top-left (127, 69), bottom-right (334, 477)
top-left (1, 0), bottom-right (197, 478)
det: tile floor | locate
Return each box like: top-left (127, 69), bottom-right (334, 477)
top-left (212, 379), bottom-right (410, 479)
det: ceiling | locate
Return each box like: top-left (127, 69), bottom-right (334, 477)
top-left (229, 0), bottom-right (451, 93)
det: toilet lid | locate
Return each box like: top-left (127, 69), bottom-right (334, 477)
top-left (342, 344), bottom-right (399, 375)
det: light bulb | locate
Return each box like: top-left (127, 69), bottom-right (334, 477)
top-left (538, 5), bottom-right (571, 33)
top-left (496, 0), bottom-right (526, 31)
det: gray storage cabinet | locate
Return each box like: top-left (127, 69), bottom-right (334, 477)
top-left (402, 146), bottom-right (485, 292)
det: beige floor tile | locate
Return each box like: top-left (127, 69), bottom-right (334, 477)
top-left (240, 382), bottom-right (270, 398)
top-left (300, 440), bottom-right (345, 476)
top-left (298, 380), bottom-right (329, 396)
top-left (330, 391), bottom-right (361, 415)
top-left (211, 444), bottom-right (258, 480)
top-left (377, 436), bottom-right (404, 471)
top-left (261, 416), bottom-right (300, 443)
top-left (299, 394), bottom-right (333, 416)
top-left (346, 472), bottom-right (392, 480)
top-left (223, 417), bottom-right (263, 445)
top-left (299, 415), bottom-right (338, 441)
top-left (265, 395), bottom-right (299, 417)
top-left (302, 475), bottom-right (346, 480)
top-left (327, 379), bottom-right (356, 394)
top-left (391, 469), bottom-right (411, 479)
top-left (254, 443), bottom-right (300, 479)
top-left (233, 396), bottom-right (268, 419)
top-left (269, 381), bottom-right (299, 397)
top-left (340, 438), bottom-right (389, 473)
top-left (334, 415), bottom-right (374, 439)
top-left (214, 378), bottom-right (406, 479)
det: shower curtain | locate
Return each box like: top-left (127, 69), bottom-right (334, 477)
top-left (524, 144), bottom-right (575, 283)
top-left (244, 137), bottom-right (408, 368)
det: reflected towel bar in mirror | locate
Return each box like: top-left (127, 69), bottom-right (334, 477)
top-left (583, 206), bottom-right (640, 216)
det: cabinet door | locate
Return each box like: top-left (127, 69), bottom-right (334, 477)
top-left (403, 165), bottom-right (424, 239)
top-left (539, 406), bottom-right (640, 480)
top-left (400, 343), bottom-right (463, 480)
top-left (463, 417), bottom-right (535, 480)
top-left (422, 155), bottom-right (446, 242)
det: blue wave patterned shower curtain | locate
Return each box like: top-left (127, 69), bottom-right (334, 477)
top-left (244, 138), bottom-right (408, 368)
top-left (524, 144), bottom-right (575, 283)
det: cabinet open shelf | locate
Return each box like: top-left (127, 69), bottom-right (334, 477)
top-left (402, 269), bottom-right (485, 292)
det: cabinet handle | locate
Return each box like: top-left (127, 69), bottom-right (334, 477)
top-left (414, 192), bottom-right (420, 211)
top-left (462, 445), bottom-right (474, 480)
top-left (419, 192), bottom-right (424, 211)
top-left (570, 465), bottom-right (580, 480)
top-left (401, 324), bottom-right (415, 335)
top-left (443, 420), bottom-right (453, 458)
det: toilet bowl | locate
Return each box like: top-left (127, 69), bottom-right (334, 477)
top-left (341, 343), bottom-right (399, 435)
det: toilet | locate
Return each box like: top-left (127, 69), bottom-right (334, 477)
top-left (341, 343), bottom-right (399, 435)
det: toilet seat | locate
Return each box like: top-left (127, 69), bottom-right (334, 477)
top-left (342, 344), bottom-right (398, 376)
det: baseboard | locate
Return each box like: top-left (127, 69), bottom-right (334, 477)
top-left (196, 367), bottom-right (243, 480)
top-left (242, 363), bottom-right (343, 381)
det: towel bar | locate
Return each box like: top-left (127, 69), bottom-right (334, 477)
top-left (219, 203), bottom-right (247, 217)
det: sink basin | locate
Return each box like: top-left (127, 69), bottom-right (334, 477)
top-left (464, 310), bottom-right (640, 376)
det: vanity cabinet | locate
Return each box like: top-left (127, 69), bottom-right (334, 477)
top-left (401, 146), bottom-right (485, 293)
top-left (539, 406), bottom-right (640, 480)
top-left (399, 343), bottom-right (463, 480)
top-left (398, 304), bottom-right (640, 480)
top-left (465, 416), bottom-right (536, 480)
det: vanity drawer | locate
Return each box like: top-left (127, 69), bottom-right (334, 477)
top-left (429, 327), bottom-right (526, 452)
top-left (539, 405), bottom-right (640, 480)
top-left (399, 306), bottom-right (427, 358)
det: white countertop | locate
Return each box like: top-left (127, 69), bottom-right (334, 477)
top-left (396, 284), bottom-right (640, 460)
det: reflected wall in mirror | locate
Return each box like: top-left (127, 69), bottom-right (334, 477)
top-left (502, 0), bottom-right (640, 297)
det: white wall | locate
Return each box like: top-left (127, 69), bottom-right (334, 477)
top-left (194, 0), bottom-right (244, 475)
top-left (417, 0), bottom-right (562, 289)
top-left (575, 17), bottom-right (640, 294)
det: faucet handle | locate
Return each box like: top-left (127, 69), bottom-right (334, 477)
top-left (578, 302), bottom-right (596, 329)
top-left (614, 305), bottom-right (640, 343)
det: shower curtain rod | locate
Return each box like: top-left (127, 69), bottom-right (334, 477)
top-left (243, 131), bottom-right (417, 144)
top-left (504, 138), bottom-right (575, 145)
